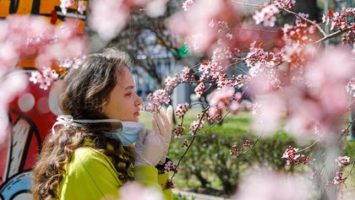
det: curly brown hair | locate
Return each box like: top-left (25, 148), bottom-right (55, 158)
top-left (32, 49), bottom-right (135, 200)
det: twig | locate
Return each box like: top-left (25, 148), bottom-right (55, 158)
top-left (170, 108), bottom-right (209, 181)
top-left (315, 28), bottom-right (351, 44)
top-left (298, 140), bottom-right (319, 153)
top-left (281, 8), bottom-right (327, 37)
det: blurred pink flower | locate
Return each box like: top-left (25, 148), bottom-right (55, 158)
top-left (89, 0), bottom-right (129, 41)
top-left (250, 47), bottom-right (355, 140)
top-left (252, 93), bottom-right (285, 136)
top-left (347, 78), bottom-right (355, 97)
top-left (336, 156), bottom-right (350, 167)
top-left (282, 145), bottom-right (310, 165)
top-left (147, 89), bottom-right (170, 106)
top-left (194, 82), bottom-right (205, 97)
top-left (303, 49), bottom-right (354, 132)
top-left (145, 0), bottom-right (169, 17)
top-left (119, 182), bottom-right (163, 200)
top-left (77, 1), bottom-right (86, 14)
top-left (164, 160), bottom-right (177, 173)
top-left (253, 4), bottom-right (279, 27)
top-left (172, 125), bottom-right (184, 137)
top-left (164, 76), bottom-right (180, 93)
top-left (182, 0), bottom-right (195, 11)
top-left (333, 171), bottom-right (346, 185)
top-left (180, 66), bottom-right (195, 82)
top-left (189, 119), bottom-right (205, 136)
top-left (207, 106), bottom-right (222, 123)
top-left (232, 169), bottom-right (313, 200)
top-left (29, 67), bottom-right (59, 90)
top-left (175, 103), bottom-right (189, 118)
top-left (209, 86), bottom-right (235, 108)
top-left (0, 70), bottom-right (27, 143)
top-left (275, 0), bottom-right (296, 10)
top-left (168, 0), bottom-right (238, 52)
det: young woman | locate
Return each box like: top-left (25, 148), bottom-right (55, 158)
top-left (32, 49), bottom-right (173, 200)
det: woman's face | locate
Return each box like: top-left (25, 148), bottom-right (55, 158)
top-left (102, 67), bottom-right (143, 122)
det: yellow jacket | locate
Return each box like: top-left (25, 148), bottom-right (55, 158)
top-left (58, 146), bottom-right (172, 200)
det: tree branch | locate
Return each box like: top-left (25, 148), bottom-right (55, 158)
top-left (281, 8), bottom-right (327, 37)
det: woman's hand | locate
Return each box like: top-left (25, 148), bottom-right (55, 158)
top-left (134, 129), bottom-right (165, 166)
top-left (134, 106), bottom-right (173, 166)
top-left (153, 106), bottom-right (173, 164)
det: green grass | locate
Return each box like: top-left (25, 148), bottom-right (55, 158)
top-left (139, 109), bottom-right (252, 137)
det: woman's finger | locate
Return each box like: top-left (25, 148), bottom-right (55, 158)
top-left (153, 113), bottom-right (163, 136)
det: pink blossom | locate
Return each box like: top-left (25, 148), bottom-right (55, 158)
top-left (164, 76), bottom-right (180, 93)
top-left (336, 156), bottom-right (350, 167)
top-left (232, 169), bottom-right (313, 200)
top-left (209, 86), bottom-right (235, 109)
top-left (282, 21), bottom-right (318, 44)
top-left (282, 146), bottom-right (310, 165)
top-left (180, 66), bottom-right (195, 82)
top-left (323, 8), bottom-right (354, 31)
top-left (0, 71), bottom-right (28, 143)
top-left (168, 0), bottom-right (238, 52)
top-left (145, 0), bottom-right (169, 17)
top-left (164, 160), bottom-right (177, 173)
top-left (119, 182), bottom-right (163, 200)
top-left (304, 48), bottom-right (354, 120)
top-left (229, 100), bottom-right (240, 114)
top-left (182, 0), bottom-right (195, 11)
top-left (199, 63), bottom-right (210, 75)
top-left (172, 125), bottom-right (184, 138)
top-left (145, 89), bottom-right (170, 112)
top-left (189, 119), bottom-right (205, 136)
top-left (0, 15), bottom-right (86, 71)
top-left (230, 144), bottom-right (241, 156)
top-left (175, 103), bottom-right (189, 118)
top-left (274, 0), bottom-right (296, 10)
top-left (281, 43), bottom-right (303, 63)
top-left (210, 46), bottom-right (233, 72)
top-left (333, 171), bottom-right (346, 185)
top-left (342, 25), bottom-right (355, 45)
top-left (29, 67), bottom-right (59, 90)
top-left (246, 42), bottom-right (281, 71)
top-left (243, 139), bottom-right (252, 148)
top-left (58, 56), bottom-right (86, 69)
top-left (252, 93), bottom-right (285, 136)
top-left (0, 42), bottom-right (18, 69)
top-left (77, 1), bottom-right (86, 14)
top-left (207, 106), bottom-right (222, 123)
top-left (282, 146), bottom-right (300, 165)
top-left (148, 89), bottom-right (170, 104)
top-left (140, 102), bottom-right (160, 113)
top-left (60, 0), bottom-right (75, 15)
top-left (217, 73), bottom-right (234, 88)
top-left (181, 139), bottom-right (189, 148)
top-left (347, 79), bottom-right (355, 97)
top-left (253, 4), bottom-right (279, 27)
top-left (194, 82), bottom-right (205, 97)
top-left (89, 0), bottom-right (129, 41)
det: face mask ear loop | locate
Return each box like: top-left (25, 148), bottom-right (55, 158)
top-left (51, 115), bottom-right (83, 135)
top-left (51, 115), bottom-right (124, 135)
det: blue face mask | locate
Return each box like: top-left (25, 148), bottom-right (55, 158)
top-left (51, 115), bottom-right (145, 146)
top-left (105, 121), bottom-right (145, 146)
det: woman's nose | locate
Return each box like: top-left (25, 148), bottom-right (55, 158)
top-left (136, 95), bottom-right (143, 106)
